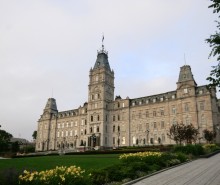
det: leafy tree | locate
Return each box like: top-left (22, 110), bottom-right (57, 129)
top-left (206, 0), bottom-right (220, 90)
top-left (167, 123), bottom-right (199, 145)
top-left (32, 130), bottom-right (37, 140)
top-left (167, 123), bottom-right (186, 145)
top-left (203, 129), bottom-right (216, 143)
top-left (184, 124), bottom-right (199, 144)
top-left (0, 126), bottom-right (13, 152)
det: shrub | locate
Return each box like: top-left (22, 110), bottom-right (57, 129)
top-left (19, 165), bottom-right (90, 185)
top-left (203, 144), bottom-right (220, 153)
top-left (172, 144), bottom-right (205, 156)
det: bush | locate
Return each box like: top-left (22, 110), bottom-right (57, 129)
top-left (172, 144), bottom-right (205, 156)
top-left (203, 144), bottom-right (220, 153)
top-left (19, 166), bottom-right (91, 185)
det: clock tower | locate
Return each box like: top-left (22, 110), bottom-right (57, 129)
top-left (87, 44), bottom-right (114, 148)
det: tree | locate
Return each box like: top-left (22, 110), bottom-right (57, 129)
top-left (0, 126), bottom-right (13, 152)
top-left (206, 0), bottom-right (220, 90)
top-left (167, 123), bottom-right (186, 145)
top-left (203, 129), bottom-right (216, 143)
top-left (167, 123), bottom-right (199, 145)
top-left (184, 124), bottom-right (199, 144)
top-left (32, 130), bottom-right (37, 140)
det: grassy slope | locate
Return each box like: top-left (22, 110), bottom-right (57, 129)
top-left (0, 154), bottom-right (120, 173)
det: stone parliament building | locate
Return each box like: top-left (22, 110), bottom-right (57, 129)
top-left (35, 45), bottom-right (220, 152)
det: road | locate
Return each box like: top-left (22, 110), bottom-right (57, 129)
top-left (132, 153), bottom-right (220, 185)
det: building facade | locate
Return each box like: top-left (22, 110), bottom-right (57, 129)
top-left (35, 46), bottom-right (220, 151)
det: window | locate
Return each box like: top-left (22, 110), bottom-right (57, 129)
top-left (84, 129), bottom-right (87, 135)
top-left (118, 102), bottom-right (120, 108)
top-left (200, 102), bottom-right (204, 111)
top-left (70, 131), bottom-right (73, 136)
top-left (95, 103), bottom-right (97, 108)
top-left (184, 103), bottom-right (189, 112)
top-left (71, 122), bottom-right (73, 127)
top-left (75, 121), bottom-right (78, 126)
top-left (57, 132), bottom-right (60, 137)
top-left (85, 119), bottom-right (87, 125)
top-left (160, 97), bottom-right (163, 102)
top-left (58, 123), bottom-right (60, 128)
top-left (160, 109), bottom-right (164, 116)
top-left (146, 123), bottom-right (149, 130)
top-left (162, 134), bottom-right (165, 142)
top-left (146, 111), bottom-right (149, 117)
top-left (90, 127), bottom-right (93, 133)
top-left (62, 123), bottom-right (64, 128)
top-left (172, 107), bottom-right (176, 114)
top-left (146, 99), bottom-right (149, 104)
top-left (106, 115), bottom-right (108, 121)
top-left (172, 95), bottom-right (175, 99)
top-left (66, 122), bottom-right (69, 127)
top-left (153, 98), bottom-right (156, 103)
top-left (113, 125), bottom-right (115, 132)
top-left (105, 137), bottom-right (107, 145)
top-left (153, 111), bottom-right (157, 117)
top-left (122, 103), bottom-right (125, 107)
top-left (113, 115), bottom-right (115, 121)
top-left (66, 131), bottom-right (68, 137)
top-left (132, 102), bottom-right (135, 106)
top-left (118, 115), bottom-right (120, 121)
top-left (113, 137), bottom-right (115, 145)
top-left (161, 121), bottom-right (165, 128)
top-left (97, 115), bottom-right (100, 121)
top-left (139, 101), bottom-right (142, 105)
top-left (95, 75), bottom-right (98, 81)
top-left (154, 122), bottom-right (157, 129)
top-left (118, 125), bottom-right (120, 132)
top-left (132, 137), bottom-right (136, 145)
top-left (139, 111), bottom-right (142, 118)
top-left (91, 116), bottom-right (93, 122)
top-left (81, 129), bottom-right (83, 135)
top-left (199, 90), bottom-right (203, 95)
top-left (184, 88), bottom-right (188, 94)
top-left (81, 120), bottom-right (84, 126)
top-left (74, 130), bottom-right (77, 136)
top-left (61, 131), bottom-right (64, 137)
top-left (122, 137), bottom-right (125, 145)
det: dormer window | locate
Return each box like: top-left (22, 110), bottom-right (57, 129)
top-left (184, 88), bottom-right (188, 94)
top-left (199, 90), bottom-right (203, 95)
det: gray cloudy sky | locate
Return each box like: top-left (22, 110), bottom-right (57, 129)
top-left (0, 0), bottom-right (219, 141)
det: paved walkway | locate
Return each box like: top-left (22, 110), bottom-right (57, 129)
top-left (133, 153), bottom-right (220, 185)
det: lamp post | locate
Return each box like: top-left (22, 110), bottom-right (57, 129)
top-left (146, 130), bottom-right (149, 146)
top-left (74, 135), bottom-right (78, 150)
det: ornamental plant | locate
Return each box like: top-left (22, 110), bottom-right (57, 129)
top-left (119, 151), bottom-right (162, 164)
top-left (18, 165), bottom-right (90, 185)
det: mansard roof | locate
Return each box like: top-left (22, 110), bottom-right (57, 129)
top-left (130, 85), bottom-right (209, 106)
top-left (93, 47), bottom-right (111, 71)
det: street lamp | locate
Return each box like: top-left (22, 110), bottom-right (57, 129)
top-left (91, 134), bottom-right (96, 149)
top-left (146, 130), bottom-right (149, 146)
top-left (74, 135), bottom-right (78, 150)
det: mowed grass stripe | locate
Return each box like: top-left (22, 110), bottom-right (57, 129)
top-left (0, 154), bottom-right (121, 172)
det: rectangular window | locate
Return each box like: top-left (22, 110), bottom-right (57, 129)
top-left (160, 109), bottom-right (164, 116)
top-left (70, 131), bottom-right (73, 136)
top-left (57, 132), bottom-right (60, 137)
top-left (200, 102), bottom-right (204, 111)
top-left (62, 123), bottom-right (64, 128)
top-left (113, 115), bottom-right (115, 121)
top-left (153, 111), bottom-right (157, 117)
top-left (146, 111), bottom-right (149, 117)
top-left (184, 103), bottom-right (189, 112)
top-left (66, 131), bottom-right (68, 137)
top-left (154, 122), bottom-right (157, 129)
top-left (161, 121), bottom-right (165, 128)
top-left (113, 137), bottom-right (115, 145)
top-left (172, 107), bottom-right (176, 114)
top-left (75, 121), bottom-right (78, 126)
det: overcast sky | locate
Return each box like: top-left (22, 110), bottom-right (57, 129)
top-left (0, 0), bottom-right (219, 141)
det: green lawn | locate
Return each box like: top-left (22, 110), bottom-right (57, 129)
top-left (0, 154), bottom-right (121, 173)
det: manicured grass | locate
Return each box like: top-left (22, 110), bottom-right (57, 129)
top-left (0, 154), bottom-right (120, 173)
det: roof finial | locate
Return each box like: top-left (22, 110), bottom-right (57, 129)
top-left (102, 33), bottom-right (104, 51)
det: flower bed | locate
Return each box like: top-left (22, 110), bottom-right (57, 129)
top-left (19, 165), bottom-right (90, 185)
